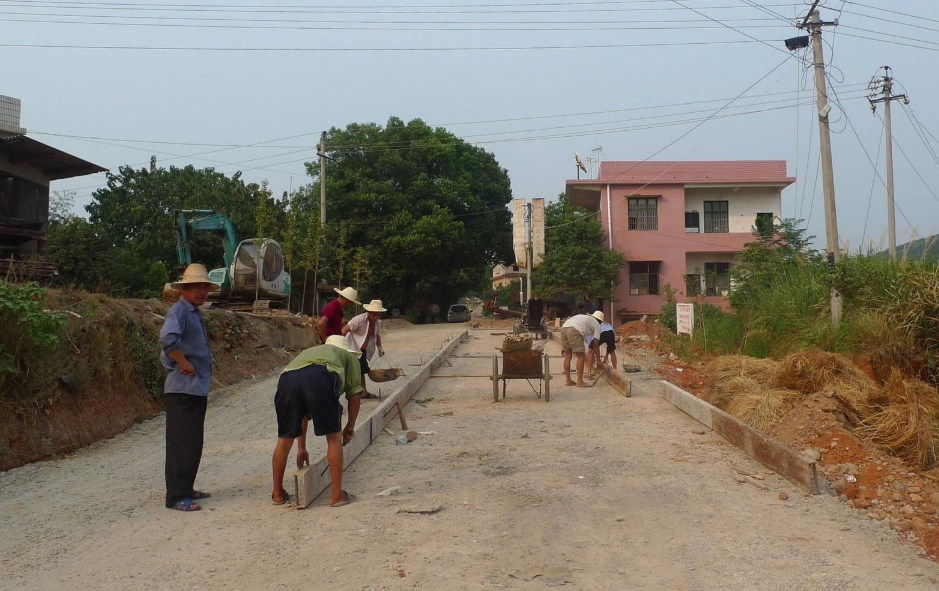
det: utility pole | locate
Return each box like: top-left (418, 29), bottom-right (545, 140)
top-left (525, 202), bottom-right (533, 306)
top-left (868, 66), bottom-right (909, 259)
top-left (318, 131), bottom-right (327, 227)
top-left (796, 5), bottom-right (842, 325)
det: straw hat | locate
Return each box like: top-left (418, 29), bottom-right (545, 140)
top-left (171, 264), bottom-right (221, 291)
top-left (325, 335), bottom-right (361, 356)
top-left (592, 311), bottom-right (605, 322)
top-left (363, 299), bottom-right (387, 313)
top-left (333, 286), bottom-right (360, 304)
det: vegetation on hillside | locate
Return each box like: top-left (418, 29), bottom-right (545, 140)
top-left (662, 218), bottom-right (939, 385)
top-left (46, 118), bottom-right (513, 313)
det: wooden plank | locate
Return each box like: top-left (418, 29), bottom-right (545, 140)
top-left (658, 380), bottom-right (713, 428)
top-left (293, 330), bottom-right (468, 509)
top-left (657, 380), bottom-right (821, 494)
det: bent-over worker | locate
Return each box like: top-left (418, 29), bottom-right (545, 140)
top-left (560, 310), bottom-right (603, 388)
top-left (271, 335), bottom-right (363, 507)
top-left (159, 264), bottom-right (220, 512)
top-left (342, 299), bottom-right (386, 400)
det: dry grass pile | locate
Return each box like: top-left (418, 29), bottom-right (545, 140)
top-left (858, 371), bottom-right (939, 470)
top-left (725, 387), bottom-right (796, 431)
top-left (704, 356), bottom-right (779, 410)
top-left (707, 355), bottom-right (779, 384)
top-left (769, 349), bottom-right (870, 394)
top-left (703, 375), bottom-right (757, 410)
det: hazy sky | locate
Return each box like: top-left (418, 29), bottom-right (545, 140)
top-left (3, 0), bottom-right (938, 251)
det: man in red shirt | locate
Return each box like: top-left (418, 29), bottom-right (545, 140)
top-left (317, 287), bottom-right (359, 342)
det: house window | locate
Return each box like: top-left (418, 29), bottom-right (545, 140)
top-left (685, 211), bottom-right (699, 233)
top-left (705, 262), bottom-right (731, 296)
top-left (629, 261), bottom-right (660, 296)
top-left (628, 198), bottom-right (658, 231)
top-left (704, 200), bottom-right (729, 233)
top-left (755, 212), bottom-right (774, 234)
top-left (685, 274), bottom-right (702, 297)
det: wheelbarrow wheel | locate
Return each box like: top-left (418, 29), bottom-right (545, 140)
top-left (492, 354), bottom-right (499, 403)
top-left (544, 354), bottom-right (550, 402)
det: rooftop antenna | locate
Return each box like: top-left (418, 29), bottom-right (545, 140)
top-left (591, 145), bottom-right (603, 179)
top-left (574, 151), bottom-right (587, 179)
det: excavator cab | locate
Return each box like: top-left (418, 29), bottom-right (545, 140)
top-left (164, 209), bottom-right (290, 308)
top-left (229, 239), bottom-right (289, 301)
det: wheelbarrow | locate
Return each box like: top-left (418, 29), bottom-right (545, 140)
top-left (491, 348), bottom-right (551, 402)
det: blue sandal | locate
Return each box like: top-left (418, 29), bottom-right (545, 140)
top-left (172, 498), bottom-right (201, 512)
top-left (191, 490), bottom-right (211, 500)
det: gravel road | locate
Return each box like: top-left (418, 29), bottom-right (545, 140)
top-left (2, 324), bottom-right (938, 591)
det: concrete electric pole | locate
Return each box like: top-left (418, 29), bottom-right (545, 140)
top-left (318, 131), bottom-right (327, 227)
top-left (867, 66), bottom-right (910, 259)
top-left (526, 202), bottom-right (533, 305)
top-left (794, 5), bottom-right (842, 325)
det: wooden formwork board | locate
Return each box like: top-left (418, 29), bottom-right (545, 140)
top-left (657, 380), bottom-right (821, 494)
top-left (293, 330), bottom-right (468, 509)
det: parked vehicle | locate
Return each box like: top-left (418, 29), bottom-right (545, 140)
top-left (447, 304), bottom-right (472, 323)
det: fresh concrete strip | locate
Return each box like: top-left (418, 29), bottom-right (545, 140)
top-left (294, 330), bottom-right (469, 509)
top-left (657, 380), bottom-right (822, 494)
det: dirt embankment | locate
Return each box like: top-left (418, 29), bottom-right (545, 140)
top-left (0, 291), bottom-right (316, 471)
top-left (616, 319), bottom-right (939, 562)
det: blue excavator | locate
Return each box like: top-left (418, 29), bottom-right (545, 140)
top-left (163, 209), bottom-right (290, 309)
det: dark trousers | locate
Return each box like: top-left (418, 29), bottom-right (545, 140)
top-left (164, 392), bottom-right (208, 507)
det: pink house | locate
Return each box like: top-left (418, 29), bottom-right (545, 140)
top-left (566, 160), bottom-right (795, 323)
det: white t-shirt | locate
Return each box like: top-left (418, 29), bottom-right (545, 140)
top-left (562, 314), bottom-right (602, 342)
top-left (345, 313), bottom-right (382, 360)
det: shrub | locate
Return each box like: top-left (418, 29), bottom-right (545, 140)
top-left (0, 281), bottom-right (66, 409)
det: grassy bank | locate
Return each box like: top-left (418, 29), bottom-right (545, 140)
top-left (0, 282), bottom-right (315, 471)
top-left (660, 221), bottom-right (939, 385)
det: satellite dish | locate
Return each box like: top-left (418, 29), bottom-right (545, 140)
top-left (574, 151), bottom-right (588, 173)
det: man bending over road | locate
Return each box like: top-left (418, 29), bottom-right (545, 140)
top-left (271, 335), bottom-right (363, 507)
top-left (560, 311), bottom-right (603, 388)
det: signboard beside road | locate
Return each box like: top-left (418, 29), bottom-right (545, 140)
top-left (676, 303), bottom-right (694, 336)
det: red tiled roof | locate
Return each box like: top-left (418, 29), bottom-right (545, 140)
top-left (566, 160), bottom-right (794, 186)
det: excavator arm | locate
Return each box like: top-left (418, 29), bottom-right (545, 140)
top-left (173, 209), bottom-right (239, 268)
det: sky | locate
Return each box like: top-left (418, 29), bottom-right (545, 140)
top-left (2, 0), bottom-right (938, 252)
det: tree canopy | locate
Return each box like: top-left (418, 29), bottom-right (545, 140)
top-left (533, 195), bottom-right (625, 302)
top-left (47, 118), bottom-right (514, 312)
top-left (301, 117), bottom-right (514, 311)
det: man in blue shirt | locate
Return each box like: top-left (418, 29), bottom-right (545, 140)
top-left (159, 264), bottom-right (219, 512)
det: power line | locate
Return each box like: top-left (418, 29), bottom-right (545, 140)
top-left (887, 110), bottom-right (939, 207)
top-left (840, 0), bottom-right (939, 27)
top-left (841, 25), bottom-right (939, 49)
top-left (0, 1), bottom-right (806, 15)
top-left (836, 31), bottom-right (939, 53)
top-left (603, 54), bottom-right (793, 185)
top-left (860, 120), bottom-right (883, 245)
top-left (668, 0), bottom-right (792, 56)
top-left (0, 13), bottom-right (797, 30)
top-left (0, 38), bottom-right (793, 51)
top-left (899, 104), bottom-right (939, 170)
top-left (827, 81), bottom-right (920, 238)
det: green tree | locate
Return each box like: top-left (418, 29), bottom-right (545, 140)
top-left (301, 117), bottom-right (513, 311)
top-left (83, 161), bottom-right (269, 295)
top-left (729, 217), bottom-right (821, 311)
top-left (533, 195), bottom-right (626, 302)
